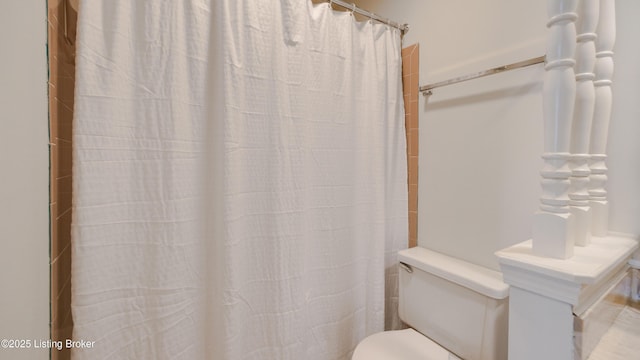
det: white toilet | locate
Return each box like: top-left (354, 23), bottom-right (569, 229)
top-left (353, 246), bottom-right (509, 360)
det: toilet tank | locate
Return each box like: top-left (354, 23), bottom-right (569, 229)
top-left (398, 247), bottom-right (509, 360)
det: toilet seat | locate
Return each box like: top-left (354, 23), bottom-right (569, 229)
top-left (352, 328), bottom-right (461, 360)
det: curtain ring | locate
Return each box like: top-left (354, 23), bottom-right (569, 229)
top-left (351, 3), bottom-right (356, 16)
top-left (328, 0), bottom-right (332, 9)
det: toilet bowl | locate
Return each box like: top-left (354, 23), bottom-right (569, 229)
top-left (353, 247), bottom-right (509, 360)
top-left (353, 328), bottom-right (461, 360)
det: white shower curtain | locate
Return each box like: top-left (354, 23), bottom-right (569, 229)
top-left (71, 1), bottom-right (407, 359)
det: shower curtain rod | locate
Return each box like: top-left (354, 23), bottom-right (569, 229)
top-left (328, 0), bottom-right (409, 34)
top-left (419, 55), bottom-right (546, 96)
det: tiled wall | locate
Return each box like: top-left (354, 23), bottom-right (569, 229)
top-left (402, 44), bottom-right (419, 248)
top-left (48, 1), bottom-right (77, 359)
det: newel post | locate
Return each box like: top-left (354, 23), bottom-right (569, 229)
top-left (533, 0), bottom-right (578, 259)
top-left (569, 0), bottom-right (599, 246)
top-left (589, 0), bottom-right (615, 237)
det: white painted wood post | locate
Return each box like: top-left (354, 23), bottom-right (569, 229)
top-left (569, 0), bottom-right (600, 247)
top-left (589, 0), bottom-right (615, 237)
top-left (533, 0), bottom-right (578, 259)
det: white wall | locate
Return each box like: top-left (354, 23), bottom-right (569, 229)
top-left (357, 0), bottom-right (640, 270)
top-left (0, 1), bottom-right (50, 359)
top-left (608, 1), bottom-right (640, 238)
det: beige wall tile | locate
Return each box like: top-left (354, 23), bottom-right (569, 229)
top-left (49, 1), bottom-right (76, 358)
top-left (402, 43), bottom-right (419, 248)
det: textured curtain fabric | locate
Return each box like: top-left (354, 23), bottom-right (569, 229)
top-left (72, 1), bottom-right (407, 359)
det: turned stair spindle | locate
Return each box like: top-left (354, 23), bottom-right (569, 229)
top-left (532, 0), bottom-right (578, 259)
top-left (569, 0), bottom-right (600, 247)
top-left (589, 0), bottom-right (615, 237)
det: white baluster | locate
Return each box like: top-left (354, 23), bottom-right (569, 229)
top-left (589, 0), bottom-right (615, 237)
top-left (569, 0), bottom-right (599, 246)
top-left (532, 0), bottom-right (578, 259)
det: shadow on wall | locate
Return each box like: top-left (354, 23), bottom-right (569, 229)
top-left (423, 81), bottom-right (541, 111)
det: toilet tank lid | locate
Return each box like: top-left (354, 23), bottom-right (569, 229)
top-left (398, 247), bottom-right (509, 299)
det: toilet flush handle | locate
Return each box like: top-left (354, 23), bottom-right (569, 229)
top-left (399, 262), bottom-right (413, 273)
